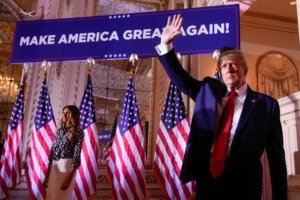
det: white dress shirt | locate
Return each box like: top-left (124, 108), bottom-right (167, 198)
top-left (155, 43), bottom-right (173, 55)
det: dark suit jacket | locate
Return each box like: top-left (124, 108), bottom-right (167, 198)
top-left (158, 49), bottom-right (287, 200)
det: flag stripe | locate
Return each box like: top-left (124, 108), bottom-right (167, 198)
top-left (109, 149), bottom-right (129, 200)
top-left (102, 112), bottom-right (118, 163)
top-left (74, 128), bottom-right (96, 199)
top-left (159, 124), bottom-right (182, 175)
top-left (155, 128), bottom-right (183, 199)
top-left (83, 126), bottom-right (98, 188)
top-left (106, 163), bottom-right (118, 199)
top-left (25, 80), bottom-right (56, 200)
top-left (0, 84), bottom-right (24, 199)
top-left (75, 141), bottom-right (90, 199)
top-left (161, 128), bottom-right (192, 198)
top-left (73, 74), bottom-right (99, 200)
top-left (12, 123), bottom-right (23, 186)
top-left (153, 149), bottom-right (175, 198)
top-left (27, 149), bottom-right (46, 199)
top-left (107, 75), bottom-right (146, 200)
top-left (0, 177), bottom-right (9, 198)
top-left (153, 83), bottom-right (195, 200)
top-left (115, 130), bottom-right (137, 199)
top-left (126, 125), bottom-right (146, 195)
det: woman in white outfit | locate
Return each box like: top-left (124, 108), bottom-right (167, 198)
top-left (42, 105), bottom-right (84, 200)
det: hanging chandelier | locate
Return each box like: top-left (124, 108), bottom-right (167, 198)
top-left (0, 75), bottom-right (19, 103)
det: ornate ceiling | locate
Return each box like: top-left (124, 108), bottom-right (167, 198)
top-left (0, 0), bottom-right (34, 103)
top-left (0, 0), bottom-right (298, 133)
top-left (0, 0), bottom-right (162, 133)
top-left (0, 0), bottom-right (298, 90)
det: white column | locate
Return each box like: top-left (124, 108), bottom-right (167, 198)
top-left (278, 91), bottom-right (300, 175)
top-left (278, 91), bottom-right (300, 200)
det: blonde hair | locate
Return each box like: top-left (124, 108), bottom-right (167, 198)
top-left (217, 50), bottom-right (248, 71)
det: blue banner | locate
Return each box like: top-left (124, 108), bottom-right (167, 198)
top-left (10, 4), bottom-right (240, 64)
top-left (99, 130), bottom-right (113, 144)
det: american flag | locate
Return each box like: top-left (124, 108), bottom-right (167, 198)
top-left (102, 141), bottom-right (112, 162)
top-left (25, 79), bottom-right (56, 200)
top-left (153, 83), bottom-right (195, 200)
top-left (102, 111), bottom-right (118, 162)
top-left (107, 75), bottom-right (146, 200)
top-left (0, 84), bottom-right (24, 198)
top-left (72, 74), bottom-right (98, 200)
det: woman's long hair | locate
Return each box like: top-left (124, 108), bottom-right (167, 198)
top-left (63, 105), bottom-right (80, 142)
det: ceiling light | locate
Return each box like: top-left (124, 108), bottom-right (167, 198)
top-left (290, 1), bottom-right (296, 5)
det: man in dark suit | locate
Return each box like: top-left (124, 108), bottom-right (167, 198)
top-left (155, 14), bottom-right (287, 200)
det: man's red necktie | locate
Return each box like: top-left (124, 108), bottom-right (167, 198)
top-left (210, 90), bottom-right (237, 178)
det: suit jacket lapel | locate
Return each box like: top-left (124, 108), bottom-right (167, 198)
top-left (233, 87), bottom-right (258, 141)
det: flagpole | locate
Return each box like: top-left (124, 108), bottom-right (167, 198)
top-left (21, 64), bottom-right (29, 85)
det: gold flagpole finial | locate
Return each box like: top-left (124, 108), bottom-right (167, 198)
top-left (129, 53), bottom-right (138, 75)
top-left (41, 60), bottom-right (51, 79)
top-left (86, 57), bottom-right (95, 75)
top-left (21, 63), bottom-right (29, 84)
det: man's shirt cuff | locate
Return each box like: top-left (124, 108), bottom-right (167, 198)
top-left (155, 43), bottom-right (173, 55)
